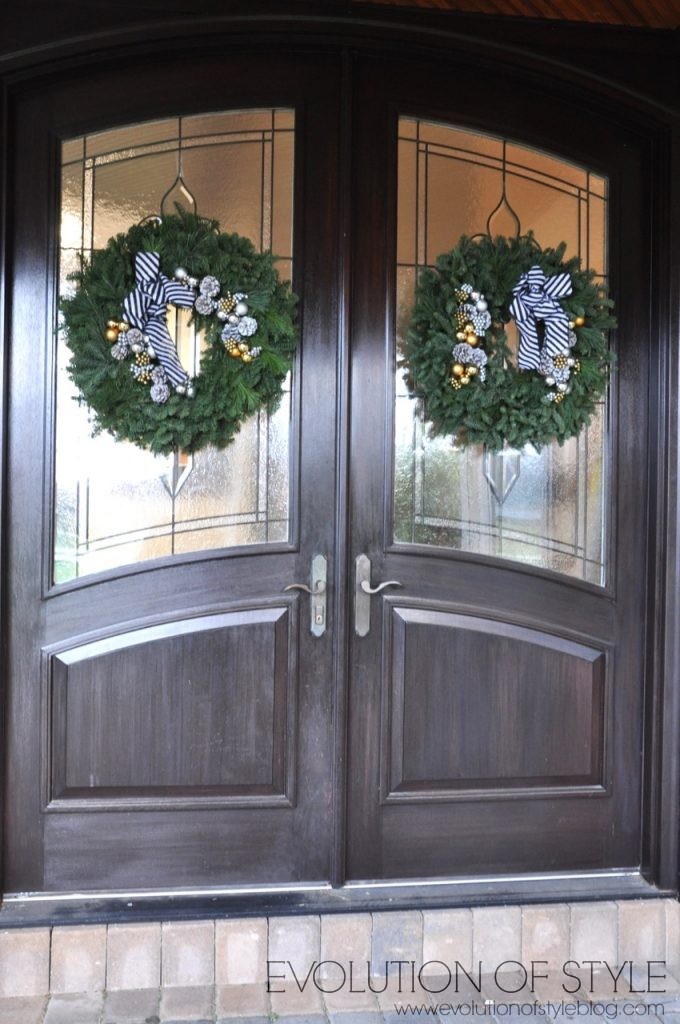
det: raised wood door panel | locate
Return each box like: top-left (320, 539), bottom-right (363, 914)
top-left (346, 55), bottom-right (649, 880)
top-left (4, 53), bottom-right (342, 893)
top-left (47, 609), bottom-right (296, 808)
top-left (384, 607), bottom-right (607, 797)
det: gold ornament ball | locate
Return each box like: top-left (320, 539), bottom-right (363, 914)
top-left (467, 334), bottom-right (478, 347)
top-left (105, 327), bottom-right (119, 343)
top-left (118, 321), bottom-right (130, 332)
top-left (241, 353), bottom-right (253, 364)
top-left (468, 365), bottom-right (478, 376)
top-left (238, 342), bottom-right (249, 353)
top-left (456, 331), bottom-right (466, 341)
top-left (452, 363), bottom-right (464, 378)
top-left (229, 348), bottom-right (241, 358)
top-left (574, 316), bottom-right (585, 327)
top-left (106, 319), bottom-right (118, 329)
top-left (460, 374), bottom-right (471, 385)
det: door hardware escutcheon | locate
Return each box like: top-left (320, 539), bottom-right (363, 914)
top-left (284, 554), bottom-right (327, 637)
top-left (355, 554), bottom-right (402, 637)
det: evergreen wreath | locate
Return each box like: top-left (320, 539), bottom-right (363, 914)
top-left (404, 233), bottom-right (615, 451)
top-left (60, 210), bottom-right (297, 455)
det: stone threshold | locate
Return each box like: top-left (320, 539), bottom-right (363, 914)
top-left (0, 899), bottom-right (678, 1014)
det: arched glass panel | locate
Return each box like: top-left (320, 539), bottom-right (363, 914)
top-left (55, 110), bottom-right (295, 583)
top-left (394, 117), bottom-right (608, 585)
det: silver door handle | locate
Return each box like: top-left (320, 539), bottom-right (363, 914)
top-left (283, 554), bottom-right (327, 637)
top-left (360, 579), bottom-right (402, 595)
top-left (355, 554), bottom-right (402, 637)
top-left (284, 581), bottom-right (327, 595)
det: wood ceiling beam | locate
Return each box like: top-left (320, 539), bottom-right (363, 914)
top-left (350, 0), bottom-right (680, 28)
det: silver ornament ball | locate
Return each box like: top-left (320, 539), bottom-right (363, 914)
top-left (187, 276), bottom-right (198, 289)
top-left (475, 299), bottom-right (488, 312)
top-left (217, 310), bottom-right (228, 321)
top-left (175, 384), bottom-right (186, 395)
top-left (227, 313), bottom-right (239, 325)
top-left (174, 267), bottom-right (188, 281)
top-left (131, 342), bottom-right (144, 354)
top-left (557, 382), bottom-right (568, 393)
top-left (187, 385), bottom-right (195, 398)
top-left (234, 301), bottom-right (249, 317)
top-left (146, 344), bottom-right (155, 359)
top-left (545, 376), bottom-right (555, 386)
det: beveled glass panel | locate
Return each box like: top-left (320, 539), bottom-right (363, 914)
top-left (395, 118), bottom-right (609, 585)
top-left (54, 111), bottom-right (295, 584)
top-left (93, 153), bottom-right (178, 247)
top-left (85, 118), bottom-right (176, 158)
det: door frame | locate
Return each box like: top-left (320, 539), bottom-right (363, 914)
top-left (0, 7), bottom-right (678, 925)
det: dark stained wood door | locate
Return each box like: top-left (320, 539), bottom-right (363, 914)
top-left (345, 55), bottom-right (649, 880)
top-left (3, 43), bottom-right (655, 900)
top-left (4, 54), bottom-right (342, 893)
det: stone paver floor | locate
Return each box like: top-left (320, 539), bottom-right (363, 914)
top-left (0, 978), bottom-right (678, 1024)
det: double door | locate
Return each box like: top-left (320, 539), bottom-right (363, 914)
top-left (3, 50), bottom-right (649, 896)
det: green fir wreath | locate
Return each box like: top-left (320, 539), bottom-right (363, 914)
top-left (403, 233), bottom-right (615, 451)
top-left (60, 209), bottom-right (297, 455)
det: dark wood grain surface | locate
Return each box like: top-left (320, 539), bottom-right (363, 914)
top-left (0, 5), bottom-right (678, 915)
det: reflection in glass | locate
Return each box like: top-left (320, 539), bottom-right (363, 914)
top-left (55, 111), bottom-right (295, 583)
top-left (394, 118), bottom-right (608, 585)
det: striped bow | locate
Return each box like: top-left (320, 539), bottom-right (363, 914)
top-left (510, 265), bottom-right (572, 371)
top-left (122, 252), bottom-right (194, 388)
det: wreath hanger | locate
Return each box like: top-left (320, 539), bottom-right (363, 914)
top-left (160, 116), bottom-right (198, 219)
top-left (471, 140), bottom-right (522, 245)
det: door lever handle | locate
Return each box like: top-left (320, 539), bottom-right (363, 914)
top-left (284, 581), bottom-right (327, 595)
top-left (355, 554), bottom-right (402, 637)
top-left (359, 579), bottom-right (402, 595)
top-left (283, 554), bottom-right (327, 637)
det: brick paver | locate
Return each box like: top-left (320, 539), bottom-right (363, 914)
top-left (0, 986), bottom-right (674, 1022)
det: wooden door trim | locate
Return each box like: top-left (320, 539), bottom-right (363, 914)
top-left (0, 13), bottom-right (678, 911)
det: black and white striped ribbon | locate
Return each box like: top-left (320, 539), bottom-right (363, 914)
top-left (122, 252), bottom-right (195, 388)
top-left (509, 265), bottom-right (573, 371)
